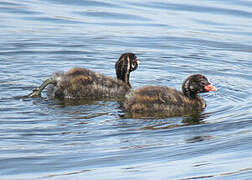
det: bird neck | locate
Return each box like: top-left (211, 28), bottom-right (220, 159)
top-left (183, 91), bottom-right (205, 109)
top-left (116, 70), bottom-right (131, 87)
top-left (183, 90), bottom-right (197, 99)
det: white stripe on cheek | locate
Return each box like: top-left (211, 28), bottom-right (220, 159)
top-left (127, 56), bottom-right (130, 72)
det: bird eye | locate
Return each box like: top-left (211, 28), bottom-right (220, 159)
top-left (200, 81), bottom-right (208, 87)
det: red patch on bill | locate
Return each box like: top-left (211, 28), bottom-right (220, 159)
top-left (205, 84), bottom-right (217, 91)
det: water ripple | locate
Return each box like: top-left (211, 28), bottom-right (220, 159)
top-left (0, 0), bottom-right (252, 179)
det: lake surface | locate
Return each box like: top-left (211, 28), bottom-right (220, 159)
top-left (0, 0), bottom-right (252, 179)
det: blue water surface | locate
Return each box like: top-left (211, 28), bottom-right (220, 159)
top-left (0, 0), bottom-right (252, 179)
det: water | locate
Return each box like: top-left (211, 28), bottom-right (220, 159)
top-left (1, 0), bottom-right (252, 179)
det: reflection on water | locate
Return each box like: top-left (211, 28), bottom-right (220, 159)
top-left (135, 112), bottom-right (206, 130)
top-left (185, 135), bottom-right (213, 143)
top-left (1, 0), bottom-right (252, 179)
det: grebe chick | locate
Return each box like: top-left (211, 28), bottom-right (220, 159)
top-left (28, 53), bottom-right (139, 99)
top-left (124, 74), bottom-right (217, 116)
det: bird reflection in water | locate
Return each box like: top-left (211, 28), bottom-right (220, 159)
top-left (120, 111), bottom-right (213, 131)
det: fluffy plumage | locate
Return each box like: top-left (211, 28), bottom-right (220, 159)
top-left (28, 53), bottom-right (139, 99)
top-left (124, 74), bottom-right (217, 116)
